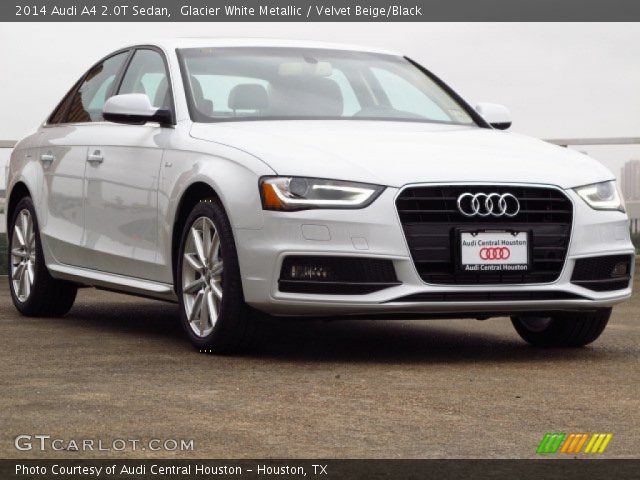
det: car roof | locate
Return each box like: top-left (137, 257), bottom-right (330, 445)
top-left (121, 38), bottom-right (402, 56)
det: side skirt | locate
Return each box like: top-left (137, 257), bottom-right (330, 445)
top-left (48, 264), bottom-right (178, 303)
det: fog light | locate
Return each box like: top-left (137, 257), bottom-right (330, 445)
top-left (611, 262), bottom-right (629, 278)
top-left (571, 255), bottom-right (633, 292)
top-left (279, 256), bottom-right (400, 294)
top-left (290, 264), bottom-right (331, 280)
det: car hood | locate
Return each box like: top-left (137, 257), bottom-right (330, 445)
top-left (190, 121), bottom-right (613, 189)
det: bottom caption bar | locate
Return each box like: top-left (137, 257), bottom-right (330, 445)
top-left (2, 459), bottom-right (639, 480)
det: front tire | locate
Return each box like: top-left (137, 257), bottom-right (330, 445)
top-left (176, 199), bottom-right (257, 353)
top-left (511, 309), bottom-right (611, 347)
top-left (8, 196), bottom-right (77, 316)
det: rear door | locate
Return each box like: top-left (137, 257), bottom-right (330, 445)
top-left (39, 50), bottom-right (130, 266)
top-left (82, 47), bottom-right (175, 280)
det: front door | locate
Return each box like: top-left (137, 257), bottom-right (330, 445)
top-left (82, 48), bottom-right (175, 281)
top-left (82, 125), bottom-right (167, 279)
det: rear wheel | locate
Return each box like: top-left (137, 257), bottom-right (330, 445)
top-left (177, 199), bottom-right (257, 353)
top-left (8, 197), bottom-right (77, 316)
top-left (511, 309), bottom-right (611, 347)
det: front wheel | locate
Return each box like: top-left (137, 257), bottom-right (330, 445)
top-left (511, 309), bottom-right (611, 347)
top-left (176, 199), bottom-right (257, 353)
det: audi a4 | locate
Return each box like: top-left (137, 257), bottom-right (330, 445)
top-left (7, 39), bottom-right (635, 352)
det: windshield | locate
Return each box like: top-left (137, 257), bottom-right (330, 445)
top-left (177, 47), bottom-right (477, 125)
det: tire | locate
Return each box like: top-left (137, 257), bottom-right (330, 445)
top-left (511, 309), bottom-right (611, 347)
top-left (176, 198), bottom-right (257, 353)
top-left (8, 196), bottom-right (77, 316)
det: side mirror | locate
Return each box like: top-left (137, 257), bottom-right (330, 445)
top-left (103, 94), bottom-right (172, 126)
top-left (474, 102), bottom-right (512, 130)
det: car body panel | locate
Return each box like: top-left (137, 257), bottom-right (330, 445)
top-left (82, 122), bottom-right (169, 280)
top-left (234, 186), bottom-right (634, 315)
top-left (157, 127), bottom-right (275, 284)
top-left (5, 39), bottom-right (634, 316)
top-left (190, 121), bottom-right (612, 189)
top-left (35, 125), bottom-right (89, 267)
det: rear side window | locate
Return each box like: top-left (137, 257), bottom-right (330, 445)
top-left (62, 51), bottom-right (129, 123)
top-left (118, 49), bottom-right (171, 110)
top-left (49, 80), bottom-right (80, 124)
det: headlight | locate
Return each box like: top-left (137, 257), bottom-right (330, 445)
top-left (574, 180), bottom-right (625, 212)
top-left (259, 176), bottom-right (385, 211)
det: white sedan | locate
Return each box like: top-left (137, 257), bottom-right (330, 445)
top-left (6, 38), bottom-right (634, 352)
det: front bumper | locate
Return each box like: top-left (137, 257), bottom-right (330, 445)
top-left (235, 187), bottom-right (634, 316)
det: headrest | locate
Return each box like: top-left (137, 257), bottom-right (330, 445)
top-left (153, 77), bottom-right (170, 109)
top-left (269, 76), bottom-right (343, 117)
top-left (190, 75), bottom-right (205, 102)
top-left (228, 84), bottom-right (269, 111)
top-left (189, 75), bottom-right (213, 115)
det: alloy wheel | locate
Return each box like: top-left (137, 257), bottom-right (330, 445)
top-left (182, 216), bottom-right (223, 337)
top-left (11, 209), bottom-right (36, 302)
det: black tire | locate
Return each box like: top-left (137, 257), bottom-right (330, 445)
top-left (8, 196), bottom-right (77, 316)
top-left (511, 309), bottom-right (611, 347)
top-left (176, 198), bottom-right (258, 354)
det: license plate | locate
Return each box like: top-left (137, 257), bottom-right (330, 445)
top-left (459, 230), bottom-right (529, 273)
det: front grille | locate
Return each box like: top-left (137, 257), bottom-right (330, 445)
top-left (571, 255), bottom-right (633, 291)
top-left (396, 185), bottom-right (573, 285)
top-left (279, 256), bottom-right (400, 294)
top-left (393, 291), bottom-right (584, 302)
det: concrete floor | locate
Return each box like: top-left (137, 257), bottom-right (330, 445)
top-left (0, 272), bottom-right (638, 459)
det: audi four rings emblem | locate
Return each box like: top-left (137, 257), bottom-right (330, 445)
top-left (457, 192), bottom-right (520, 217)
top-left (479, 247), bottom-right (511, 260)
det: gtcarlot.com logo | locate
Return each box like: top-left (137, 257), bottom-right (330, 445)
top-left (536, 432), bottom-right (613, 454)
top-left (14, 434), bottom-right (195, 452)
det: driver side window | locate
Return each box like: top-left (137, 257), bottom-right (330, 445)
top-left (118, 49), bottom-right (172, 110)
top-left (63, 51), bottom-right (129, 123)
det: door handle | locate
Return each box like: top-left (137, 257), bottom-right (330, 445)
top-left (40, 152), bottom-right (54, 164)
top-left (87, 150), bottom-right (104, 164)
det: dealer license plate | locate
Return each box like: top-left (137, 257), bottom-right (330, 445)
top-left (459, 230), bottom-right (529, 273)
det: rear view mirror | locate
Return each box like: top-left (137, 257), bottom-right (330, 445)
top-left (103, 94), bottom-right (172, 126)
top-left (474, 102), bottom-right (512, 130)
top-left (278, 61), bottom-right (333, 77)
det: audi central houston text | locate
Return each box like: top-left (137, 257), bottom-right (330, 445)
top-left (7, 39), bottom-right (634, 352)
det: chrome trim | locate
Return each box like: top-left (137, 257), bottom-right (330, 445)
top-left (456, 192), bottom-right (520, 217)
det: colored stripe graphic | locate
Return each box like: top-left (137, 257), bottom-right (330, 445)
top-left (539, 433), bottom-right (613, 454)
top-left (573, 433), bottom-right (589, 453)
top-left (537, 433), bottom-right (566, 454)
top-left (584, 434), bottom-right (598, 453)
top-left (559, 434), bottom-right (575, 453)
top-left (560, 434), bottom-right (574, 453)
top-left (536, 433), bottom-right (553, 454)
top-left (559, 433), bottom-right (588, 454)
top-left (597, 434), bottom-right (613, 453)
top-left (584, 433), bottom-right (613, 454)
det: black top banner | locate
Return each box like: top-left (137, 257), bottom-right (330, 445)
top-left (4, 0), bottom-right (640, 21)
